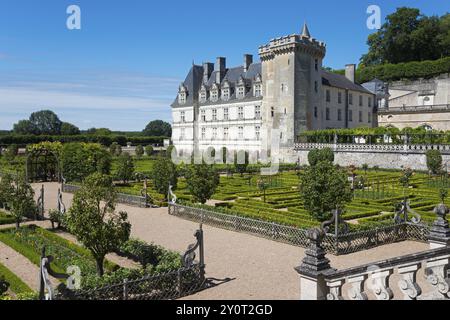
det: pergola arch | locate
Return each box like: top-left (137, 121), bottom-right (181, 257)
top-left (26, 148), bottom-right (61, 183)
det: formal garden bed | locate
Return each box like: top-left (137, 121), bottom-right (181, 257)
top-left (0, 211), bottom-right (15, 225)
top-left (0, 225), bottom-right (184, 291)
top-left (0, 262), bottom-right (34, 300)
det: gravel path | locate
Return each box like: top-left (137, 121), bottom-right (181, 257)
top-left (32, 182), bottom-right (430, 300)
top-left (0, 240), bottom-right (58, 291)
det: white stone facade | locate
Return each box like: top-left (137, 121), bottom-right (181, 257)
top-left (171, 24), bottom-right (376, 161)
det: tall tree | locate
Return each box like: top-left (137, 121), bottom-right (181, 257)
top-left (66, 173), bottom-right (131, 276)
top-left (361, 8), bottom-right (449, 66)
top-left (60, 122), bottom-right (80, 135)
top-left (143, 120), bottom-right (172, 137)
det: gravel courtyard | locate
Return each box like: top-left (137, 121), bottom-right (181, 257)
top-left (31, 182), bottom-right (429, 300)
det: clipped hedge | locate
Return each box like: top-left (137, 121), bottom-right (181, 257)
top-left (357, 57), bottom-right (450, 83)
top-left (0, 134), bottom-right (167, 147)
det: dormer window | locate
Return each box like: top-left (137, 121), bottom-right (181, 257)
top-left (210, 84), bottom-right (219, 102)
top-left (199, 85), bottom-right (208, 103)
top-left (178, 83), bottom-right (187, 104)
top-left (236, 76), bottom-right (246, 99)
top-left (180, 111), bottom-right (186, 123)
top-left (253, 74), bottom-right (262, 97)
top-left (221, 80), bottom-right (231, 101)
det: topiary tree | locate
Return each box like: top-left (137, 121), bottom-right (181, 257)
top-left (145, 145), bottom-right (154, 157)
top-left (115, 153), bottom-right (135, 184)
top-left (109, 142), bottom-right (122, 157)
top-left (300, 161), bottom-right (353, 221)
top-left (151, 155), bottom-right (178, 199)
top-left (185, 162), bottom-right (220, 204)
top-left (307, 148), bottom-right (334, 166)
top-left (234, 150), bottom-right (249, 176)
top-left (135, 145), bottom-right (144, 159)
top-left (66, 173), bottom-right (131, 276)
top-left (426, 149), bottom-right (443, 175)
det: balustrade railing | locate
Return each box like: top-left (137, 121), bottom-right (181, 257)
top-left (296, 202), bottom-right (450, 300)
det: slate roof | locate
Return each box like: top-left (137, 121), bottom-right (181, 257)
top-left (171, 64), bottom-right (373, 108)
top-left (321, 70), bottom-right (373, 94)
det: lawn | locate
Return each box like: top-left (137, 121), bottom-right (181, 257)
top-left (0, 262), bottom-right (33, 297)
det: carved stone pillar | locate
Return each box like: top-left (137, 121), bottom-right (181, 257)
top-left (347, 275), bottom-right (368, 300)
top-left (429, 204), bottom-right (450, 249)
top-left (426, 257), bottom-right (450, 300)
top-left (398, 263), bottom-right (422, 300)
top-left (326, 280), bottom-right (344, 300)
top-left (370, 269), bottom-right (394, 300)
top-left (295, 228), bottom-right (336, 300)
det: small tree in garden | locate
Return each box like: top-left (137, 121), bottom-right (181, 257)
top-left (439, 187), bottom-right (448, 204)
top-left (1, 174), bottom-right (36, 229)
top-left (166, 145), bottom-right (175, 158)
top-left (426, 150), bottom-right (443, 175)
top-left (307, 148), bottom-right (334, 166)
top-left (234, 150), bottom-right (249, 176)
top-left (145, 145), bottom-right (154, 157)
top-left (4, 144), bottom-right (18, 162)
top-left (400, 167), bottom-right (414, 198)
top-left (185, 162), bottom-right (220, 204)
top-left (115, 153), bottom-right (135, 184)
top-left (301, 161), bottom-right (352, 222)
top-left (362, 164), bottom-right (369, 175)
top-left (66, 173), bottom-right (131, 276)
top-left (135, 145), bottom-right (144, 158)
top-left (152, 155), bottom-right (178, 199)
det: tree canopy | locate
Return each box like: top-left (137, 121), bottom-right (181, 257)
top-left (361, 8), bottom-right (449, 66)
top-left (13, 110), bottom-right (80, 136)
top-left (143, 120), bottom-right (172, 137)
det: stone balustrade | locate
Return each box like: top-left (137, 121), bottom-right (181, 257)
top-left (296, 203), bottom-right (450, 300)
top-left (294, 142), bottom-right (450, 154)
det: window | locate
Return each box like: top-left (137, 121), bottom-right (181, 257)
top-left (201, 127), bottom-right (206, 139)
top-left (326, 108), bottom-right (330, 120)
top-left (238, 126), bottom-right (244, 139)
top-left (349, 110), bottom-right (353, 122)
top-left (326, 90), bottom-right (331, 102)
top-left (201, 110), bottom-right (206, 122)
top-left (255, 106), bottom-right (261, 119)
top-left (359, 111), bottom-right (363, 122)
top-left (368, 97), bottom-right (372, 108)
top-left (238, 107), bottom-right (244, 120)
top-left (180, 111), bottom-right (186, 123)
top-left (314, 107), bottom-right (318, 118)
top-left (212, 127), bottom-right (218, 139)
top-left (315, 59), bottom-right (318, 71)
top-left (349, 93), bottom-right (353, 105)
top-left (178, 93), bottom-right (186, 104)
top-left (314, 81), bottom-right (318, 93)
top-left (222, 89), bottom-right (230, 101)
top-left (359, 95), bottom-right (363, 107)
top-left (271, 107), bottom-right (275, 118)
top-left (237, 86), bottom-right (245, 99)
top-left (255, 126), bottom-right (261, 140)
top-left (338, 109), bottom-right (342, 121)
top-left (338, 92), bottom-right (342, 104)
top-left (368, 112), bottom-right (372, 123)
top-left (212, 109), bottom-right (217, 121)
top-left (254, 84), bottom-right (262, 97)
top-left (199, 90), bottom-right (207, 103)
top-left (211, 90), bottom-right (218, 102)
top-left (223, 127), bottom-right (229, 140)
top-left (180, 128), bottom-right (185, 140)
top-left (223, 107), bottom-right (229, 121)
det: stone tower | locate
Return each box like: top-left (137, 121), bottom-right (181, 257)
top-left (259, 23), bottom-right (326, 156)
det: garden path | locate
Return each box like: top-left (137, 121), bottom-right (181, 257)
top-left (33, 183), bottom-right (429, 300)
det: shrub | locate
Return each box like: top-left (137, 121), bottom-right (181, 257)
top-left (152, 155), bottom-right (178, 199)
top-left (426, 150), bottom-right (443, 175)
top-left (307, 148), bottom-right (334, 166)
top-left (145, 145), bottom-right (154, 157)
top-left (115, 153), bottom-right (135, 184)
top-left (185, 163), bottom-right (220, 204)
top-left (135, 145), bottom-right (144, 158)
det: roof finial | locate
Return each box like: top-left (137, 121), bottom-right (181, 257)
top-left (301, 22), bottom-right (311, 38)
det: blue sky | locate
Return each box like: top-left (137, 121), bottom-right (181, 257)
top-left (0, 0), bottom-right (448, 131)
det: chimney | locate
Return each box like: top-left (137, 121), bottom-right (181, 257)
top-left (202, 62), bottom-right (214, 84)
top-left (345, 64), bottom-right (356, 83)
top-left (243, 54), bottom-right (253, 73)
top-left (215, 57), bottom-right (226, 84)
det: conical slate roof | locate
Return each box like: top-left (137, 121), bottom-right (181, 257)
top-left (301, 23), bottom-right (311, 38)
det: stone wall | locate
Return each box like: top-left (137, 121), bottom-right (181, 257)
top-left (293, 145), bottom-right (450, 171)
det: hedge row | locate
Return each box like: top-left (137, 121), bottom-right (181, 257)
top-left (357, 57), bottom-right (450, 83)
top-left (0, 134), bottom-right (167, 147)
